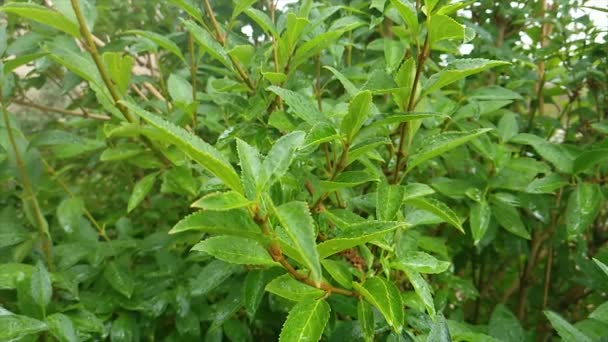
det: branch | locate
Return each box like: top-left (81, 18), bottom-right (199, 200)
top-left (11, 99), bottom-right (111, 121)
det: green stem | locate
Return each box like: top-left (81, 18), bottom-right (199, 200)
top-left (1, 89), bottom-right (53, 270)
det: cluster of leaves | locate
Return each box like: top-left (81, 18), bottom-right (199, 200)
top-left (0, 0), bottom-right (607, 340)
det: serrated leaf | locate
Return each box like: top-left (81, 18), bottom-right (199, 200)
top-left (167, 0), bottom-right (203, 23)
top-left (544, 310), bottom-right (592, 342)
top-left (323, 66), bottom-right (359, 96)
top-left (321, 259), bottom-right (353, 289)
top-left (405, 197), bottom-right (463, 232)
top-left (1, 3), bottom-right (81, 38)
top-left (376, 181), bottom-right (405, 221)
top-left (103, 261), bottom-right (134, 298)
top-left (510, 133), bottom-right (573, 173)
top-left (397, 267), bottom-right (435, 319)
top-left (0, 314), bottom-right (48, 340)
top-left (191, 191), bottom-right (252, 210)
top-left (565, 183), bottom-right (603, 238)
top-left (407, 129), bottom-right (492, 172)
top-left (358, 299), bottom-right (375, 342)
top-left (422, 59), bottom-right (509, 96)
top-left (191, 236), bottom-right (276, 266)
top-left (427, 313), bottom-right (451, 342)
top-left (103, 52), bottom-right (133, 96)
top-left (402, 183), bottom-right (435, 201)
top-left (167, 73), bottom-right (193, 104)
top-left (497, 112), bottom-right (519, 143)
top-left (122, 101), bottom-right (243, 193)
top-left (470, 201), bottom-right (491, 244)
top-left (182, 19), bottom-right (233, 70)
top-left (260, 131), bottom-right (305, 190)
top-left (353, 277), bottom-right (404, 333)
top-left (275, 202), bottom-right (322, 285)
top-left (318, 221), bottom-right (407, 258)
top-left (190, 260), bottom-right (240, 296)
top-left (389, 0), bottom-right (418, 36)
top-left (370, 112), bottom-right (448, 128)
top-left (279, 299), bottom-right (330, 342)
top-left (267, 86), bottom-right (325, 124)
top-left (491, 200), bottom-right (530, 239)
top-left (244, 268), bottom-right (282, 319)
top-left (125, 30), bottom-right (186, 62)
top-left (236, 138), bottom-right (264, 200)
top-left (244, 8), bottom-right (278, 38)
top-left (127, 172), bottom-right (157, 213)
top-left (394, 251), bottom-right (450, 274)
top-left (429, 14), bottom-right (464, 46)
top-left (169, 209), bottom-right (264, 241)
top-left (265, 274), bottom-right (324, 301)
top-left (573, 149), bottom-right (608, 174)
top-left (46, 313), bottom-right (78, 342)
top-left (3, 52), bottom-right (48, 74)
top-left (489, 304), bottom-right (524, 342)
top-left (30, 260), bottom-right (52, 314)
top-left (341, 90), bottom-right (373, 142)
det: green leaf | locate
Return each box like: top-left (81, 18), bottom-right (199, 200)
top-left (190, 260), bottom-right (240, 296)
top-left (0, 3), bottom-right (81, 38)
top-left (323, 66), bottom-right (359, 96)
top-left (0, 314), bottom-right (47, 340)
top-left (394, 251), bottom-right (450, 274)
top-left (191, 191), bottom-right (252, 210)
top-left (589, 301), bottom-right (608, 323)
top-left (244, 8), bottom-right (278, 38)
top-left (260, 131), bottom-right (306, 190)
top-left (525, 174), bottom-right (568, 194)
top-left (191, 236), bottom-right (276, 266)
top-left (125, 29), bottom-right (186, 62)
top-left (399, 267), bottom-right (435, 318)
top-left (402, 183), bottom-right (436, 201)
top-left (279, 299), bottom-right (330, 342)
top-left (103, 52), bottom-right (133, 96)
top-left (167, 73), bottom-right (193, 105)
top-left (236, 138), bottom-right (264, 200)
top-left (320, 171), bottom-right (379, 193)
top-left (544, 310), bottom-right (592, 342)
top-left (3, 52), bottom-right (49, 74)
top-left (30, 260), bottom-right (52, 314)
top-left (565, 183), bottom-right (603, 238)
top-left (573, 149), bottom-right (608, 174)
top-left (169, 209), bottom-right (264, 241)
top-left (427, 313), bottom-right (451, 342)
top-left (470, 201), bottom-right (491, 244)
top-left (489, 304), bottom-right (524, 342)
top-left (341, 90), bottom-right (373, 142)
top-left (321, 259), bottom-right (353, 289)
top-left (275, 202), bottom-right (322, 285)
top-left (407, 129), bottom-right (492, 172)
top-left (0, 263), bottom-right (35, 290)
top-left (265, 274), bottom-right (324, 301)
top-left (353, 277), bottom-right (404, 333)
top-left (57, 197), bottom-right (84, 232)
top-left (182, 19), bottom-right (233, 70)
top-left (510, 133), bottom-right (573, 173)
top-left (122, 101), bottom-right (243, 193)
top-left (370, 112), bottom-right (448, 128)
top-left (376, 181), bottom-right (405, 221)
top-left (358, 299), bottom-right (375, 342)
top-left (405, 197), bottom-right (463, 232)
top-left (491, 200), bottom-right (530, 239)
top-left (127, 172), bottom-right (157, 213)
top-left (497, 112), bottom-right (519, 143)
top-left (317, 221), bottom-right (407, 258)
top-left (168, 0), bottom-right (203, 23)
top-left (389, 0), bottom-right (418, 36)
top-left (103, 261), bottom-right (134, 298)
top-left (262, 71), bottom-right (287, 85)
top-left (593, 258), bottom-right (608, 278)
top-left (267, 86), bottom-right (325, 124)
top-left (46, 313), bottom-right (78, 342)
top-left (429, 14), bottom-right (465, 46)
top-left (244, 268), bottom-right (281, 319)
top-left (422, 59), bottom-right (509, 96)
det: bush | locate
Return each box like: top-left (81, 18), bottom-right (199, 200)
top-left (0, 0), bottom-right (607, 340)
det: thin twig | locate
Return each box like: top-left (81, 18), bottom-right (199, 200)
top-left (11, 99), bottom-right (111, 121)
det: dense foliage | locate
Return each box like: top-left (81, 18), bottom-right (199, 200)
top-left (0, 0), bottom-right (607, 340)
